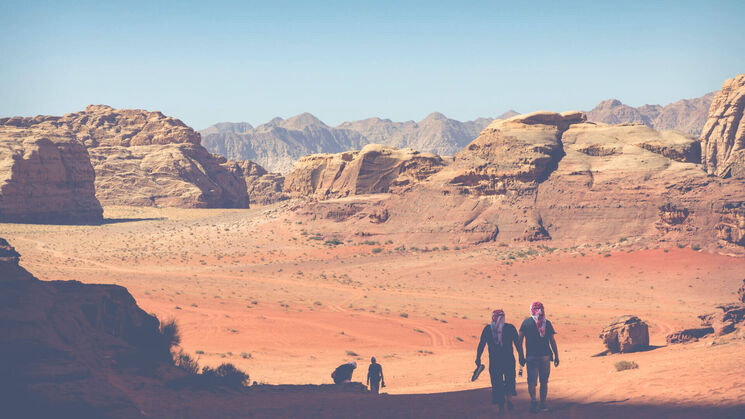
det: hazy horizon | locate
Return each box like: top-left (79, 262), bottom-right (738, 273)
top-left (2, 0), bottom-right (743, 129)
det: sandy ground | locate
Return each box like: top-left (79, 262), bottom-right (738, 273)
top-left (2, 204), bottom-right (745, 414)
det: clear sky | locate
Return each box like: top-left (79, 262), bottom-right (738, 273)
top-left (1, 0), bottom-right (743, 129)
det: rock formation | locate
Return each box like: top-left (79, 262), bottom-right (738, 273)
top-left (700, 74), bottom-right (745, 178)
top-left (0, 238), bottom-right (173, 417)
top-left (739, 279), bottom-right (745, 304)
top-left (201, 112), bottom-right (492, 173)
top-left (0, 125), bottom-right (103, 223)
top-left (283, 144), bottom-right (445, 199)
top-left (599, 315), bottom-right (650, 353)
top-left (221, 158), bottom-right (286, 205)
top-left (587, 92), bottom-right (715, 136)
top-left (666, 327), bottom-right (715, 344)
top-left (1, 105), bottom-right (255, 208)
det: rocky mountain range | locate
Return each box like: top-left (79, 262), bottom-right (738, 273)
top-left (586, 92), bottom-right (715, 136)
top-left (200, 112), bottom-right (501, 173)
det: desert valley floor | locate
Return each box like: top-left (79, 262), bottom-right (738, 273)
top-left (3, 203), bottom-right (744, 417)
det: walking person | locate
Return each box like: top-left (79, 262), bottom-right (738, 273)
top-left (518, 301), bottom-right (559, 413)
top-left (366, 357), bottom-right (385, 394)
top-left (475, 309), bottom-right (523, 413)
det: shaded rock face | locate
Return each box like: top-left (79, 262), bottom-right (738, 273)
top-left (599, 315), bottom-right (649, 353)
top-left (699, 303), bottom-right (745, 337)
top-left (739, 279), bottom-right (745, 304)
top-left (0, 238), bottom-right (20, 265)
top-left (284, 144), bottom-right (445, 199)
top-left (587, 92), bottom-right (715, 136)
top-left (666, 327), bottom-right (714, 344)
top-left (1, 105), bottom-right (251, 208)
top-left (700, 74), bottom-right (745, 178)
top-left (0, 127), bottom-right (103, 223)
top-left (221, 158), bottom-right (287, 205)
top-left (0, 238), bottom-right (175, 417)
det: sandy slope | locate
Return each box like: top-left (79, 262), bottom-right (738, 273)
top-left (3, 205), bottom-right (744, 415)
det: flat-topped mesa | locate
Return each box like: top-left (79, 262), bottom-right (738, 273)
top-left (445, 111), bottom-right (585, 196)
top-left (701, 74), bottom-right (745, 178)
top-left (283, 144), bottom-right (445, 199)
top-left (0, 127), bottom-right (103, 223)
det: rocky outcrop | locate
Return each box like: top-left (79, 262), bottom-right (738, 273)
top-left (666, 327), bottom-right (715, 344)
top-left (0, 238), bottom-right (20, 264)
top-left (0, 238), bottom-right (177, 417)
top-left (0, 126), bottom-right (103, 223)
top-left (699, 303), bottom-right (745, 337)
top-left (1, 105), bottom-right (252, 208)
top-left (284, 144), bottom-right (445, 199)
top-left (587, 92), bottom-right (715, 136)
top-left (700, 74), bottom-right (745, 178)
top-left (716, 202), bottom-right (745, 246)
top-left (599, 315), bottom-right (650, 353)
top-left (221, 158), bottom-right (287, 205)
top-left (202, 113), bottom-right (491, 173)
top-left (739, 279), bottom-right (745, 304)
top-left (445, 111), bottom-right (585, 196)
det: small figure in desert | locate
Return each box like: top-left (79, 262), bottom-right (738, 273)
top-left (366, 356), bottom-right (385, 394)
top-left (475, 309), bottom-right (523, 413)
top-left (518, 301), bottom-right (559, 413)
top-left (331, 361), bottom-right (357, 384)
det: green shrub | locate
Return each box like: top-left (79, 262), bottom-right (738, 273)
top-left (691, 244), bottom-right (701, 251)
top-left (371, 247), bottom-right (383, 253)
top-left (399, 313), bottom-right (409, 318)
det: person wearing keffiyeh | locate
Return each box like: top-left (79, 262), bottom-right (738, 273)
top-left (518, 301), bottom-right (559, 413)
top-left (475, 309), bottom-right (523, 413)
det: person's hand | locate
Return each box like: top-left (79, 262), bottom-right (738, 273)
top-left (554, 358), bottom-right (560, 367)
top-left (382, 381), bottom-right (386, 388)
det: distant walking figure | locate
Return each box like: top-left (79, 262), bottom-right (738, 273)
top-left (476, 309), bottom-right (523, 413)
top-left (331, 361), bottom-right (357, 384)
top-left (518, 301), bottom-right (559, 413)
top-left (366, 357), bottom-right (385, 394)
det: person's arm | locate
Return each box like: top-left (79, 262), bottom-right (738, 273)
top-left (513, 328), bottom-right (524, 363)
top-left (549, 334), bottom-right (559, 367)
top-left (380, 367), bottom-right (385, 386)
top-left (517, 331), bottom-right (526, 366)
top-left (475, 328), bottom-right (486, 366)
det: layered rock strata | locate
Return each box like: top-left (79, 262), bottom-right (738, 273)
top-left (700, 74), bottom-right (745, 178)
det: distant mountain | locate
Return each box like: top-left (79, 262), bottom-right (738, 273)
top-left (587, 92), bottom-right (715, 136)
top-left (201, 113), bottom-right (496, 173)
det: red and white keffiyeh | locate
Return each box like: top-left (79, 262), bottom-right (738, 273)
top-left (530, 301), bottom-right (546, 337)
top-left (491, 309), bottom-right (505, 345)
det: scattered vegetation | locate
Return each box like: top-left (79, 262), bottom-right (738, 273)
top-left (371, 247), bottom-right (383, 253)
top-left (614, 361), bottom-right (639, 372)
top-left (346, 350), bottom-right (359, 356)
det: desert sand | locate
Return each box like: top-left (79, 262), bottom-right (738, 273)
top-left (3, 203), bottom-right (744, 416)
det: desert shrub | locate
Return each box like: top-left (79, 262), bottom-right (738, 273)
top-left (169, 362), bottom-right (250, 390)
top-left (614, 361), bottom-right (639, 372)
top-left (346, 350), bottom-right (358, 356)
top-left (174, 351), bottom-right (200, 374)
top-left (325, 239), bottom-right (343, 246)
top-left (159, 318), bottom-right (181, 350)
top-left (691, 244), bottom-right (701, 251)
top-left (399, 313), bottom-right (409, 318)
top-left (371, 247), bottom-right (382, 253)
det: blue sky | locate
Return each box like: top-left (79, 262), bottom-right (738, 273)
top-left (1, 0), bottom-right (743, 129)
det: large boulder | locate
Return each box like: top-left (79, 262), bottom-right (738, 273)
top-left (700, 74), bottom-right (745, 178)
top-left (0, 126), bottom-right (103, 223)
top-left (599, 315), bottom-right (650, 353)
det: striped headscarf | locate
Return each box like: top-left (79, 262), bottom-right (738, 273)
top-left (530, 301), bottom-right (546, 337)
top-left (491, 309), bottom-right (505, 345)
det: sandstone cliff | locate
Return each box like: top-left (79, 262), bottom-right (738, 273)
top-left (0, 126), bottom-right (103, 223)
top-left (220, 158), bottom-right (287, 205)
top-left (587, 92), bottom-right (714, 136)
top-left (1, 105), bottom-right (253, 208)
top-left (700, 74), bottom-right (745, 178)
top-left (284, 144), bottom-right (445, 199)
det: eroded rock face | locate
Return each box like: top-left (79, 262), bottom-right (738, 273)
top-left (666, 327), bottom-right (714, 344)
top-left (716, 203), bottom-right (745, 246)
top-left (739, 279), bottom-right (745, 303)
top-left (0, 238), bottom-right (20, 265)
top-left (284, 144), bottom-right (445, 199)
top-left (701, 74), bottom-right (745, 178)
top-left (1, 105), bottom-right (251, 208)
top-left (0, 127), bottom-right (103, 223)
top-left (599, 315), bottom-right (649, 353)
